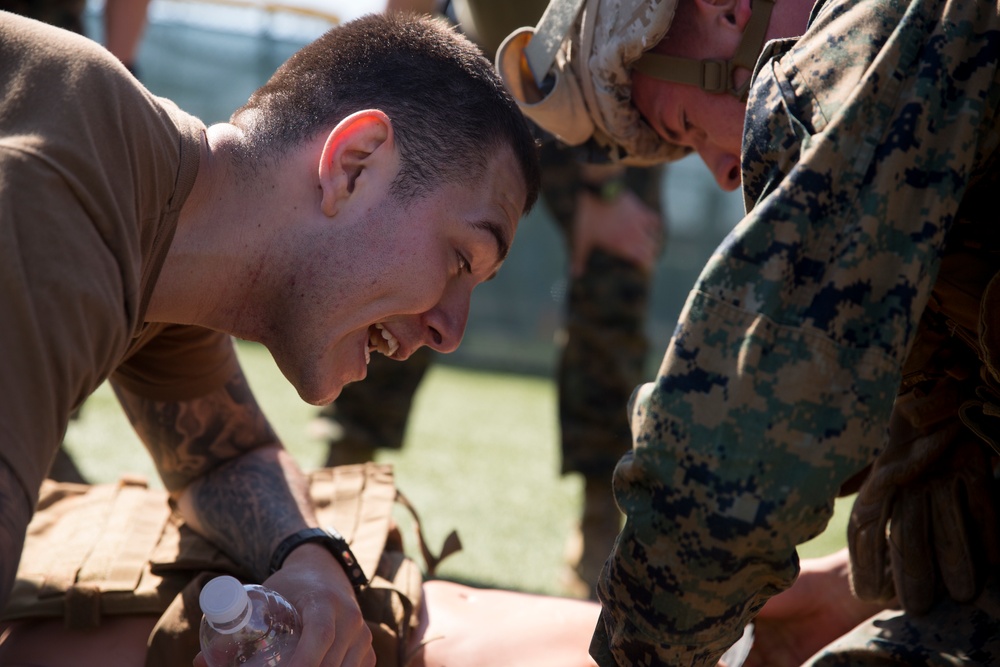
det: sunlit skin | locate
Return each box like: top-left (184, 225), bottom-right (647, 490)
top-left (632, 70), bottom-right (746, 191)
top-left (0, 580), bottom-right (601, 667)
top-left (631, 0), bottom-right (811, 191)
top-left (147, 109), bottom-right (527, 407)
top-left (263, 128), bottom-right (526, 406)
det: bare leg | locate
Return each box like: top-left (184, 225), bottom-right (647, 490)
top-left (410, 580), bottom-right (600, 667)
top-left (0, 615), bottom-right (158, 667)
top-left (0, 582), bottom-right (600, 667)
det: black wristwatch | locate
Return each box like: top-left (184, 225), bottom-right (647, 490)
top-left (269, 527), bottom-right (368, 590)
top-left (579, 177), bottom-right (627, 202)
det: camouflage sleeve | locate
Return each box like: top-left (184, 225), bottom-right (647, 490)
top-left (592, 0), bottom-right (1000, 664)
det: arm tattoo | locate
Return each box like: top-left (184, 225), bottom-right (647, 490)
top-left (112, 369), bottom-right (278, 491)
top-left (191, 453), bottom-right (307, 581)
top-left (112, 370), bottom-right (304, 579)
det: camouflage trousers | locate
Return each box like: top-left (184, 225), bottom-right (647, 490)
top-left (0, 0), bottom-right (86, 33)
top-left (808, 575), bottom-right (1000, 665)
top-left (320, 141), bottom-right (663, 477)
top-left (317, 346), bottom-right (435, 455)
top-left (541, 142), bottom-right (661, 476)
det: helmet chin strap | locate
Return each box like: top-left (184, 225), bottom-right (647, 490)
top-left (632, 0), bottom-right (775, 101)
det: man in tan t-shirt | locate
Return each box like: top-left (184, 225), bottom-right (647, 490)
top-left (0, 10), bottom-right (540, 666)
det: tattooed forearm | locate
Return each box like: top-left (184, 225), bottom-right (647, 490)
top-left (190, 451), bottom-right (308, 580)
top-left (0, 461), bottom-right (32, 607)
top-left (111, 368), bottom-right (278, 492)
top-left (112, 369), bottom-right (311, 580)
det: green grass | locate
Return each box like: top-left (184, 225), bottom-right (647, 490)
top-left (63, 341), bottom-right (850, 597)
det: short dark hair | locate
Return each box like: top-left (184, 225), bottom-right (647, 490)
top-left (231, 12), bottom-right (540, 213)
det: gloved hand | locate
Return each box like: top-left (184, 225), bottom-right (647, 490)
top-left (848, 385), bottom-right (1000, 614)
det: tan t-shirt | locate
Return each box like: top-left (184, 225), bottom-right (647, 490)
top-left (0, 12), bottom-right (238, 506)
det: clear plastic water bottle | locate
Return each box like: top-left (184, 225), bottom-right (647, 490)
top-left (199, 575), bottom-right (302, 667)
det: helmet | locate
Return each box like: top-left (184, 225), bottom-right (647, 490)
top-left (495, 0), bottom-right (774, 166)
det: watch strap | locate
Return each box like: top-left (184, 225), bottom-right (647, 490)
top-left (269, 527), bottom-right (368, 590)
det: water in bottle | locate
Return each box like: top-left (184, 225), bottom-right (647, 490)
top-left (199, 575), bottom-right (302, 667)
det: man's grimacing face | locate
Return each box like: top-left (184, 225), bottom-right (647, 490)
top-left (632, 70), bottom-right (746, 191)
top-left (267, 146), bottom-right (527, 406)
top-left (630, 4), bottom-right (749, 192)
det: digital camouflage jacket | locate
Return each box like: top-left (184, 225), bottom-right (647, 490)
top-left (592, 0), bottom-right (1000, 663)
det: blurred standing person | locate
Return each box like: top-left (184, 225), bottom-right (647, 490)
top-left (542, 147), bottom-right (663, 600)
top-left (0, 0), bottom-right (87, 34)
top-left (0, 0), bottom-right (150, 73)
top-left (102, 0), bottom-right (150, 75)
top-left (313, 0), bottom-right (667, 600)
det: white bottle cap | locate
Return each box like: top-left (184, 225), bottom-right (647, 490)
top-left (200, 575), bottom-right (251, 631)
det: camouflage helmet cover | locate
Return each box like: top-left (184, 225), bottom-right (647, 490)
top-left (497, 0), bottom-right (686, 166)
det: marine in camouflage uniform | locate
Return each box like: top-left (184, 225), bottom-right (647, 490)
top-left (542, 141), bottom-right (660, 483)
top-left (572, 0), bottom-right (1000, 664)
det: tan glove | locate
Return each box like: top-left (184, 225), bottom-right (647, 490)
top-left (848, 384), bottom-right (1000, 615)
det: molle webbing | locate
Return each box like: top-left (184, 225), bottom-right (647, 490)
top-left (3, 462), bottom-right (460, 667)
top-left (309, 464), bottom-right (398, 579)
top-left (8, 475), bottom-right (173, 629)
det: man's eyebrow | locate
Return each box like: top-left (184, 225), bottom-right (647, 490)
top-left (637, 105), bottom-right (679, 143)
top-left (645, 112), bottom-right (680, 143)
top-left (475, 219), bottom-right (511, 265)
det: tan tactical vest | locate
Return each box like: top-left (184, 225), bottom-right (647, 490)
top-left (2, 463), bottom-right (459, 667)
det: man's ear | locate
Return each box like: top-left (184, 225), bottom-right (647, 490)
top-left (318, 109), bottom-right (394, 217)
